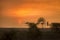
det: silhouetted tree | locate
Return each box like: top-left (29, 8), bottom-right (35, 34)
top-left (51, 23), bottom-right (60, 33)
top-left (26, 22), bottom-right (41, 40)
top-left (37, 17), bottom-right (45, 28)
top-left (50, 23), bottom-right (60, 40)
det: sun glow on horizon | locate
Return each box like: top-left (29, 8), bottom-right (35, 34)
top-left (1, 0), bottom-right (60, 28)
top-left (15, 9), bottom-right (41, 17)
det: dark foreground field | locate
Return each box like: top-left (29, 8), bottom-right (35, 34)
top-left (0, 28), bottom-right (60, 40)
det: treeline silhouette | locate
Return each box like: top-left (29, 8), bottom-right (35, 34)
top-left (0, 17), bottom-right (60, 40)
top-left (0, 23), bottom-right (60, 40)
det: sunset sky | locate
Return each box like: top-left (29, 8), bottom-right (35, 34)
top-left (0, 0), bottom-right (60, 28)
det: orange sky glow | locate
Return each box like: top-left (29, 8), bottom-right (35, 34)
top-left (0, 0), bottom-right (60, 28)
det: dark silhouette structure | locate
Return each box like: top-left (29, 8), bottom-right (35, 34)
top-left (26, 22), bottom-right (41, 40)
top-left (25, 17), bottom-right (46, 40)
top-left (37, 17), bottom-right (45, 24)
top-left (50, 23), bottom-right (60, 40)
top-left (37, 17), bottom-right (47, 29)
top-left (51, 23), bottom-right (60, 32)
top-left (37, 17), bottom-right (45, 27)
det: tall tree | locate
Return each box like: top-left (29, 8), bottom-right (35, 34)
top-left (36, 17), bottom-right (45, 28)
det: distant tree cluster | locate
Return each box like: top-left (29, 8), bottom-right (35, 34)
top-left (0, 17), bottom-right (60, 40)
